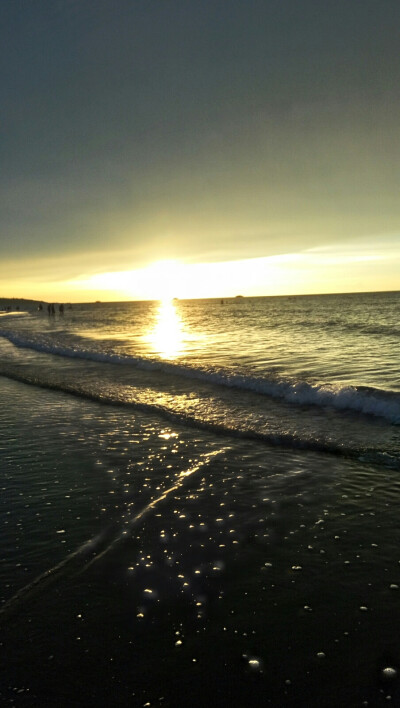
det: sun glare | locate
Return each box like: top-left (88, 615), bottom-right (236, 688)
top-left (146, 299), bottom-right (185, 359)
top-left (143, 260), bottom-right (182, 302)
top-left (65, 244), bottom-right (400, 303)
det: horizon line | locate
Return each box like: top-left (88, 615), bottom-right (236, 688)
top-left (1, 288), bottom-right (399, 306)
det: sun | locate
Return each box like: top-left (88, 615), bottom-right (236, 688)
top-left (70, 253), bottom-right (308, 301)
top-left (143, 260), bottom-right (183, 301)
top-left (73, 259), bottom-right (185, 301)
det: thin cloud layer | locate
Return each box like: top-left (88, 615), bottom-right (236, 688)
top-left (1, 1), bottom-right (399, 298)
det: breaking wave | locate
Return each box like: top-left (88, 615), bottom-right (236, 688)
top-left (1, 328), bottom-right (400, 425)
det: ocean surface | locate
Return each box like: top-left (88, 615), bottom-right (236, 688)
top-left (1, 291), bottom-right (400, 706)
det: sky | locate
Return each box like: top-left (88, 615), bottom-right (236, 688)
top-left (1, 0), bottom-right (399, 301)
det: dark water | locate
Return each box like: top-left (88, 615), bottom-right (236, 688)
top-left (1, 380), bottom-right (400, 706)
top-left (1, 293), bottom-right (400, 705)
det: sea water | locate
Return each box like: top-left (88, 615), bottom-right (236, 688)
top-left (0, 292), bottom-right (400, 706)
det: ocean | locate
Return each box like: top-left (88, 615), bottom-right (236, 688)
top-left (1, 291), bottom-right (400, 706)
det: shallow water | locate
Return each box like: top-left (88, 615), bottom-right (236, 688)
top-left (1, 293), bottom-right (400, 705)
top-left (1, 293), bottom-right (400, 469)
top-left (1, 377), bottom-right (400, 706)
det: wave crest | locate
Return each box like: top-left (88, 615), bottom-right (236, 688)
top-left (1, 328), bottom-right (400, 425)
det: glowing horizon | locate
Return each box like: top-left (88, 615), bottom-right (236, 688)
top-left (2, 4), bottom-right (399, 304)
top-left (1, 238), bottom-right (399, 304)
top-left (71, 247), bottom-right (400, 302)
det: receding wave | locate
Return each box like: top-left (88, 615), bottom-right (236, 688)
top-left (1, 365), bottom-right (399, 471)
top-left (1, 328), bottom-right (400, 425)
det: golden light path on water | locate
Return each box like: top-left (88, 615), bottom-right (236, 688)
top-left (145, 299), bottom-right (187, 360)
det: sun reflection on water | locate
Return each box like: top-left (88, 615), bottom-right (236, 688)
top-left (147, 299), bottom-right (186, 359)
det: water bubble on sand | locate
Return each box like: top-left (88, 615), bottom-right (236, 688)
top-left (247, 657), bottom-right (262, 671)
top-left (212, 560), bottom-right (225, 571)
top-left (316, 652), bottom-right (326, 659)
top-left (390, 584), bottom-right (399, 590)
top-left (382, 667), bottom-right (398, 680)
top-left (292, 565), bottom-right (302, 571)
top-left (359, 606), bottom-right (368, 611)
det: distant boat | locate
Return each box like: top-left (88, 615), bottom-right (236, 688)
top-left (235, 295), bottom-right (244, 298)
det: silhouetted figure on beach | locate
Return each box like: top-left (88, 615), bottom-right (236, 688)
top-left (59, 303), bottom-right (64, 315)
top-left (38, 303), bottom-right (43, 311)
top-left (47, 304), bottom-right (51, 314)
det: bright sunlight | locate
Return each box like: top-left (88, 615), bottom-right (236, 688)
top-left (76, 260), bottom-right (183, 301)
top-left (64, 244), bottom-right (400, 303)
top-left (145, 299), bottom-right (186, 359)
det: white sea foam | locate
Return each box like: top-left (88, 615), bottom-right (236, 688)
top-left (1, 328), bottom-right (399, 425)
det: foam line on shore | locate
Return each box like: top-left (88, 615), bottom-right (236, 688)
top-left (1, 368), bottom-right (399, 470)
top-left (1, 328), bottom-right (400, 424)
